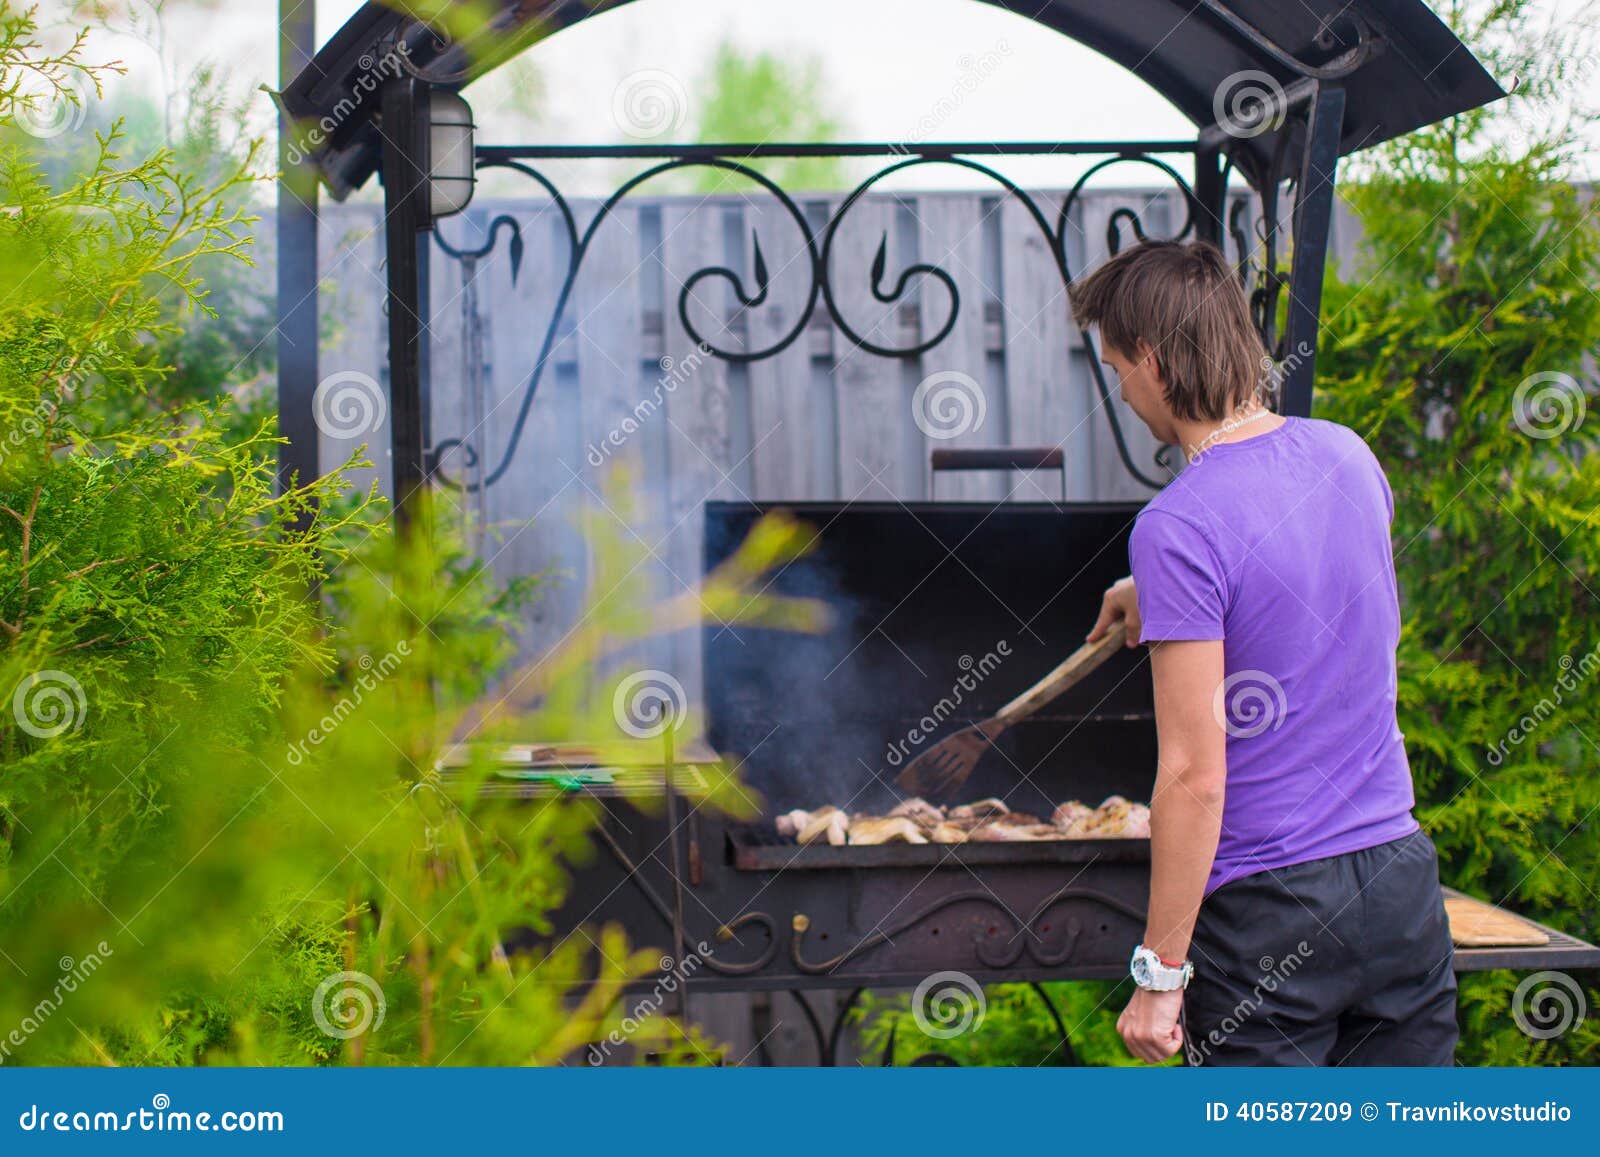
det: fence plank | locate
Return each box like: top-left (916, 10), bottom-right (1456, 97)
top-left (661, 200), bottom-right (737, 708)
top-left (466, 199), bottom-right (581, 665)
top-left (998, 192), bottom-right (1075, 501)
top-left (913, 193), bottom-right (1002, 502)
top-left (744, 196), bottom-right (824, 499)
top-left (829, 196), bottom-right (904, 500)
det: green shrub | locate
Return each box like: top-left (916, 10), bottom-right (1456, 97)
top-left (1317, 0), bottom-right (1600, 1066)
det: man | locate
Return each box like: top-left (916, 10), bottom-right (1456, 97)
top-left (1071, 240), bottom-right (1457, 1066)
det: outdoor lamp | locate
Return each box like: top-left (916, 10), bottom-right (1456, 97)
top-left (427, 89), bottom-right (475, 219)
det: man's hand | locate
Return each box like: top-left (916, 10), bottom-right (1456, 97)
top-left (1117, 987), bottom-right (1185, 1063)
top-left (1088, 575), bottom-right (1141, 646)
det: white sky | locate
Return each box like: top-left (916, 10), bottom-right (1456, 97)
top-left (43, 0), bottom-right (1600, 194)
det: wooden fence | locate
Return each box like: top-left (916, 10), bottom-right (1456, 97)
top-left (311, 185), bottom-right (1364, 691)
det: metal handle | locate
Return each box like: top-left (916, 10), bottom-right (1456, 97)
top-left (928, 446), bottom-right (1067, 499)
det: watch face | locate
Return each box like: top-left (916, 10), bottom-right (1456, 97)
top-left (1130, 953), bottom-right (1153, 985)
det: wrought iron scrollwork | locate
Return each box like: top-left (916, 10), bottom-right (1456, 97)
top-left (1199, 2), bottom-right (1380, 80)
top-left (427, 140), bottom-right (1301, 494)
top-left (788, 884), bottom-right (1146, 974)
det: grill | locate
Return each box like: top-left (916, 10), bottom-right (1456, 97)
top-left (530, 499), bottom-right (1163, 1004)
top-left (520, 497), bottom-right (1600, 1062)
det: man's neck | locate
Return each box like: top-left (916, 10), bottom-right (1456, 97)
top-left (1173, 403), bottom-right (1286, 460)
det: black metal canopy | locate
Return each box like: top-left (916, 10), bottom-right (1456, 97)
top-left (281, 0), bottom-right (1503, 201)
top-left (274, 0), bottom-right (1507, 518)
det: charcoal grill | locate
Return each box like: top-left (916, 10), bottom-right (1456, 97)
top-left (531, 497), bottom-right (1600, 1062)
top-left (538, 500), bottom-right (1163, 993)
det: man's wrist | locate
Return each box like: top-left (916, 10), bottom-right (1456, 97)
top-left (1130, 944), bottom-right (1194, 990)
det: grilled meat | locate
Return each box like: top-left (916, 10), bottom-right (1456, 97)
top-left (948, 797), bottom-right (1010, 821)
top-left (775, 809), bottom-right (812, 839)
top-left (968, 821), bottom-right (1063, 842)
top-left (888, 797), bottom-right (945, 830)
top-left (1051, 800), bottom-right (1093, 829)
top-left (1056, 795), bottom-right (1151, 838)
top-left (775, 794), bottom-right (1151, 844)
top-left (797, 806), bottom-right (849, 846)
top-left (848, 816), bottom-right (930, 845)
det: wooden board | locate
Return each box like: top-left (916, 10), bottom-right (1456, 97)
top-left (1445, 893), bottom-right (1550, 947)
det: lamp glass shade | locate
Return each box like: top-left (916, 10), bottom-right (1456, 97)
top-left (428, 90), bottom-right (475, 219)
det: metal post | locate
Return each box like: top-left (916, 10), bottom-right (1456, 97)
top-left (276, 0), bottom-right (318, 514)
top-left (1278, 84), bottom-right (1345, 418)
top-left (379, 79), bottom-right (431, 532)
top-left (1192, 143), bottom-right (1226, 248)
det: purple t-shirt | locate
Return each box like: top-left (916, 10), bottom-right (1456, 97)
top-left (1129, 416), bottom-right (1418, 894)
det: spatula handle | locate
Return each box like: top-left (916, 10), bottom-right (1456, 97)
top-left (991, 620), bottom-right (1128, 730)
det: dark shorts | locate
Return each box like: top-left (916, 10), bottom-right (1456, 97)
top-left (1182, 830), bottom-right (1458, 1066)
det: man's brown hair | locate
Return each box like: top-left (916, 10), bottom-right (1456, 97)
top-left (1066, 239), bottom-right (1268, 422)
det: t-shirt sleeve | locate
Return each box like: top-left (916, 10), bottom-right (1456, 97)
top-left (1128, 510), bottom-right (1228, 643)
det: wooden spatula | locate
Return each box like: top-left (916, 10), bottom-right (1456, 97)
top-left (894, 620), bottom-right (1128, 798)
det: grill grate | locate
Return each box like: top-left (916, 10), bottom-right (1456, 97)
top-left (725, 821), bottom-right (1150, 871)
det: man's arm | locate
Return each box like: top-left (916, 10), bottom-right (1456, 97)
top-left (1144, 638), bottom-right (1227, 962)
top-left (1117, 638), bottom-right (1228, 1063)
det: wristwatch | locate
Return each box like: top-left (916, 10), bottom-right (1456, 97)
top-left (1129, 944), bottom-right (1194, 991)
